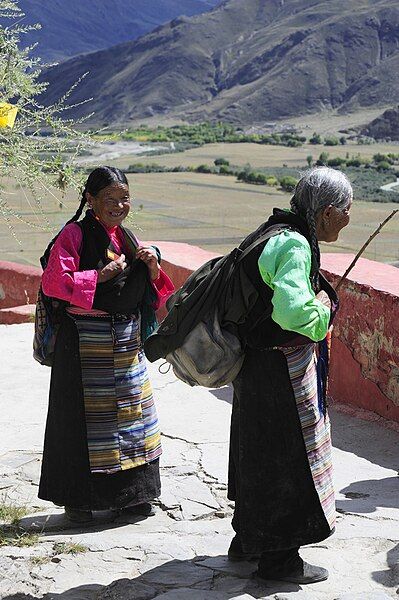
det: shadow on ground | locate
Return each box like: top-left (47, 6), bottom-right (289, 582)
top-left (336, 477), bottom-right (399, 513)
top-left (209, 385), bottom-right (233, 405)
top-left (1, 555), bottom-right (302, 600)
top-left (18, 509), bottom-right (151, 536)
top-left (327, 408), bottom-right (398, 472)
top-left (372, 543), bottom-right (399, 588)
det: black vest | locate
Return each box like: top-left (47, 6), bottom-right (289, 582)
top-left (78, 210), bottom-right (150, 315)
top-left (238, 209), bottom-right (338, 349)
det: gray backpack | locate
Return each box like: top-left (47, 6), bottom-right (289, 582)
top-left (165, 306), bottom-right (244, 387)
top-left (162, 230), bottom-right (282, 387)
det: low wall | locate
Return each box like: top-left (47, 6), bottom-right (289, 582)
top-left (321, 254), bottom-right (399, 423)
top-left (0, 261), bottom-right (41, 324)
top-left (1, 247), bottom-right (398, 423)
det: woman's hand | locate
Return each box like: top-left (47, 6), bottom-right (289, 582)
top-left (316, 290), bottom-right (331, 310)
top-left (97, 254), bottom-right (127, 283)
top-left (136, 246), bottom-right (160, 281)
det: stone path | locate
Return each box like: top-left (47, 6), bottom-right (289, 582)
top-left (0, 324), bottom-right (398, 600)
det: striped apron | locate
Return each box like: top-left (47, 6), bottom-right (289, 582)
top-left (72, 313), bottom-right (162, 474)
top-left (281, 343), bottom-right (335, 530)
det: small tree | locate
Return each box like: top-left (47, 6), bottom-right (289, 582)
top-left (306, 155), bottom-right (313, 167)
top-left (218, 165), bottom-right (234, 175)
top-left (279, 176), bottom-right (298, 192)
top-left (255, 173), bottom-right (268, 185)
top-left (324, 136), bottom-right (339, 146)
top-left (0, 0), bottom-right (92, 235)
top-left (317, 151), bottom-right (329, 166)
top-left (196, 164), bottom-right (212, 173)
top-left (327, 157), bottom-right (346, 167)
top-left (309, 132), bottom-right (322, 145)
top-left (376, 161), bottom-right (392, 172)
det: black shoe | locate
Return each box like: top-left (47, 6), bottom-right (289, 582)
top-left (121, 502), bottom-right (155, 517)
top-left (228, 535), bottom-right (260, 562)
top-left (64, 507), bottom-right (94, 524)
top-left (257, 557), bottom-right (329, 584)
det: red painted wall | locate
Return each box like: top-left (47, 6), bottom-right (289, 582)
top-left (0, 261), bottom-right (41, 310)
top-left (321, 254), bottom-right (399, 423)
top-left (1, 248), bottom-right (398, 423)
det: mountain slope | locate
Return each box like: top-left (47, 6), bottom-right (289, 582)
top-left (17, 0), bottom-right (220, 63)
top-left (361, 106), bottom-right (399, 140)
top-left (39, 0), bottom-right (399, 124)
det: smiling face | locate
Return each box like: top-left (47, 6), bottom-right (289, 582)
top-left (87, 182), bottom-right (130, 228)
top-left (316, 200), bottom-right (352, 243)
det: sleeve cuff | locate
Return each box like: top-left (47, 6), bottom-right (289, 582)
top-left (70, 270), bottom-right (98, 309)
top-left (151, 269), bottom-right (175, 310)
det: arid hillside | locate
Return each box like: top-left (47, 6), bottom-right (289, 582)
top-left (39, 0), bottom-right (399, 124)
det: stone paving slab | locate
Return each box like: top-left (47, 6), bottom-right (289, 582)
top-left (0, 324), bottom-right (398, 600)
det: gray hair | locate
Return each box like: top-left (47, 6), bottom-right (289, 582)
top-left (290, 167), bottom-right (353, 280)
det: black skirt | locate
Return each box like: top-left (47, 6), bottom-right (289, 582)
top-left (228, 347), bottom-right (331, 553)
top-left (38, 313), bottom-right (160, 510)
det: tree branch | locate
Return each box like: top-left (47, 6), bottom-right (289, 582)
top-left (335, 209), bottom-right (399, 290)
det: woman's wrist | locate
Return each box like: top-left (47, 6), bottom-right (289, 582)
top-left (97, 268), bottom-right (105, 284)
top-left (150, 264), bottom-right (161, 281)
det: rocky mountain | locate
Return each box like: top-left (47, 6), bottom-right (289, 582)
top-left (39, 0), bottom-right (399, 125)
top-left (361, 106), bottom-right (399, 140)
top-left (18, 0), bottom-right (220, 63)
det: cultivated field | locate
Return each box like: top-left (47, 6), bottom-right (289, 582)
top-left (1, 142), bottom-right (399, 267)
top-left (116, 141), bottom-right (399, 171)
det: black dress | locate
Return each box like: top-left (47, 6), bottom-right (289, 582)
top-left (38, 312), bottom-right (160, 510)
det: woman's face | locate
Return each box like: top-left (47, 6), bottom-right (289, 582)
top-left (87, 182), bottom-right (130, 228)
top-left (316, 200), bottom-right (352, 243)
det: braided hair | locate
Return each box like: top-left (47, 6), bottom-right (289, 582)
top-left (41, 166), bottom-right (128, 268)
top-left (290, 167), bottom-right (352, 288)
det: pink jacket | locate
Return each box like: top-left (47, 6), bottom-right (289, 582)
top-left (42, 222), bottom-right (174, 311)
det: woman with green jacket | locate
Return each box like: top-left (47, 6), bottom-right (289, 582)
top-left (228, 166), bottom-right (352, 584)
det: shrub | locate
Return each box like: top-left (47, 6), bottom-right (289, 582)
top-left (246, 171), bottom-right (259, 184)
top-left (214, 157), bottom-right (230, 166)
top-left (324, 136), bottom-right (339, 146)
top-left (376, 161), bottom-right (392, 172)
top-left (286, 139), bottom-right (302, 147)
top-left (266, 176), bottom-right (279, 186)
top-left (373, 153), bottom-right (394, 165)
top-left (196, 164), bottom-right (212, 173)
top-left (279, 175), bottom-right (298, 192)
top-left (218, 165), bottom-right (234, 175)
top-left (346, 158), bottom-right (362, 167)
top-left (309, 132), bottom-right (322, 144)
top-left (327, 157), bottom-right (346, 167)
top-left (316, 152), bottom-right (329, 165)
top-left (255, 173), bottom-right (268, 184)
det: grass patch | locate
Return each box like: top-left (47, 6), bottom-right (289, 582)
top-left (29, 541), bottom-right (88, 567)
top-left (30, 555), bottom-right (50, 566)
top-left (0, 497), bottom-right (39, 548)
top-left (0, 502), bottom-right (30, 525)
top-left (0, 524), bottom-right (39, 548)
top-left (53, 541), bottom-right (88, 555)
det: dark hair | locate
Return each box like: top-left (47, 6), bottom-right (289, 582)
top-left (41, 166), bottom-right (128, 268)
top-left (69, 166), bottom-right (129, 225)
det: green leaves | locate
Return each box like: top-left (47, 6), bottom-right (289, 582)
top-left (0, 0), bottom-right (91, 236)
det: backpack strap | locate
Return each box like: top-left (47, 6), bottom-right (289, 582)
top-left (236, 225), bottom-right (294, 265)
